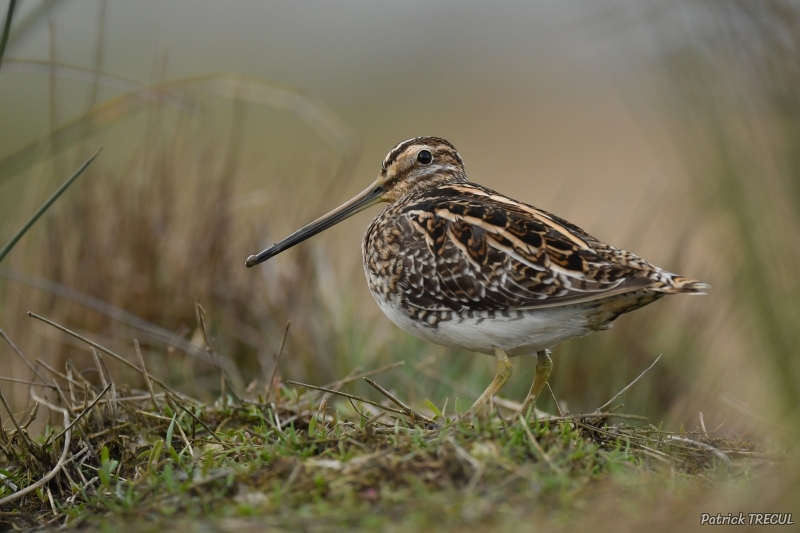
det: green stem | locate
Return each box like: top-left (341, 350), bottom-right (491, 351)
top-left (0, 0), bottom-right (17, 73)
top-left (0, 148), bottom-right (101, 264)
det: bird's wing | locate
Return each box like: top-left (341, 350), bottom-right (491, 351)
top-left (396, 183), bottom-right (662, 313)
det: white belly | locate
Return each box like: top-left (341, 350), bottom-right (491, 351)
top-left (372, 294), bottom-right (594, 357)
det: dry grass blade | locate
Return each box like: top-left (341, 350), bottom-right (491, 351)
top-left (0, 388), bottom-right (36, 455)
top-left (363, 377), bottom-right (432, 423)
top-left (0, 327), bottom-right (48, 384)
top-left (27, 311), bottom-right (182, 397)
top-left (0, 376), bottom-right (55, 389)
top-left (90, 348), bottom-right (110, 390)
top-left (285, 380), bottom-right (408, 417)
top-left (546, 383), bottom-right (564, 416)
top-left (0, 403), bottom-right (70, 507)
top-left (20, 403), bottom-right (38, 430)
top-left (596, 353), bottom-right (662, 412)
top-left (168, 394), bottom-right (225, 445)
top-left (0, 352), bottom-right (779, 531)
top-left (518, 415), bottom-right (562, 474)
top-left (541, 412), bottom-right (647, 423)
top-left (291, 361), bottom-right (408, 409)
top-left (315, 361), bottom-right (406, 394)
top-left (265, 321), bottom-right (290, 401)
top-left (194, 301), bottom-right (239, 404)
top-left (35, 358), bottom-right (85, 390)
top-left (667, 436), bottom-right (732, 467)
top-left (0, 267), bottom-right (218, 364)
top-left (50, 383), bottom-right (112, 443)
top-left (134, 339), bottom-right (161, 413)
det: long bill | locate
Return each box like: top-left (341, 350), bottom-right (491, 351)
top-left (245, 180), bottom-right (385, 267)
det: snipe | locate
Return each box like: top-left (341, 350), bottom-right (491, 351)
top-left (246, 137), bottom-right (708, 415)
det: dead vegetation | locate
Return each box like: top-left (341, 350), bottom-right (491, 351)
top-left (0, 308), bottom-right (776, 532)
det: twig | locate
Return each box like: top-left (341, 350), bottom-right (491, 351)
top-left (286, 380), bottom-right (408, 417)
top-left (134, 339), bottom-right (161, 413)
top-left (265, 321), bottom-right (290, 401)
top-left (363, 377), bottom-right (431, 423)
top-left (51, 383), bottom-right (112, 442)
top-left (0, 149), bottom-right (101, 264)
top-left (666, 436), bottom-right (732, 467)
top-left (596, 353), bottom-right (662, 412)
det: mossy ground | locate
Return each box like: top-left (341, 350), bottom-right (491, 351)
top-left (0, 322), bottom-right (778, 532)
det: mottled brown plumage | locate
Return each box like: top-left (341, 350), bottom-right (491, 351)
top-left (247, 136), bottom-right (708, 416)
top-left (364, 181), bottom-right (704, 322)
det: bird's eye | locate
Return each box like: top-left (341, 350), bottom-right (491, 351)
top-left (417, 150), bottom-right (433, 165)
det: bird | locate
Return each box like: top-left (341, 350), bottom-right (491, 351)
top-left (246, 137), bottom-right (708, 416)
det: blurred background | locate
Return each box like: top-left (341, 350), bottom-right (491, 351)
top-left (0, 0), bottom-right (798, 440)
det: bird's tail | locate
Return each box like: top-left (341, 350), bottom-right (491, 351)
top-left (657, 275), bottom-right (710, 295)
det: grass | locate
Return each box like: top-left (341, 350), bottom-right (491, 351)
top-left (0, 312), bottom-right (780, 532)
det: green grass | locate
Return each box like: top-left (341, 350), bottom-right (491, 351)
top-left (0, 316), bottom-right (775, 532)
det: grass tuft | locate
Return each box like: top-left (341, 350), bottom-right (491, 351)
top-left (0, 313), bottom-right (779, 532)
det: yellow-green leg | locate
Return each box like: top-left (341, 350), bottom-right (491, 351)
top-left (468, 347), bottom-right (513, 415)
top-left (519, 350), bottom-right (552, 416)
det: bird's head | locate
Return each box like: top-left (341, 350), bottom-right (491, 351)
top-left (376, 136), bottom-right (466, 202)
top-left (245, 137), bottom-right (465, 267)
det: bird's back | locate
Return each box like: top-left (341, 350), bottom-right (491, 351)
top-left (365, 183), bottom-right (705, 306)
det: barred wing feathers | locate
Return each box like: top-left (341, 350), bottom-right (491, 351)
top-left (395, 184), bottom-right (708, 314)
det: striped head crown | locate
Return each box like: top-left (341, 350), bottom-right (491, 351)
top-left (378, 137), bottom-right (467, 202)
